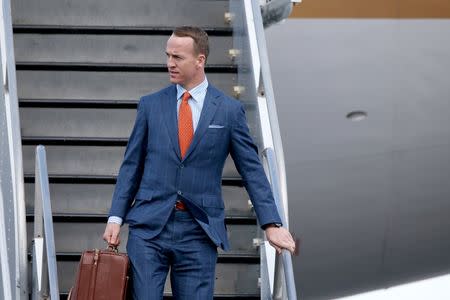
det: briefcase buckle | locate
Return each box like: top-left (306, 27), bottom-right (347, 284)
top-left (107, 244), bottom-right (119, 253)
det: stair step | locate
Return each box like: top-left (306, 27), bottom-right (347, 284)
top-left (20, 106), bottom-right (257, 139)
top-left (14, 34), bottom-right (234, 65)
top-left (22, 145), bottom-right (241, 178)
top-left (14, 0), bottom-right (264, 297)
top-left (22, 137), bottom-right (129, 147)
top-left (19, 98), bottom-right (139, 108)
top-left (25, 183), bottom-right (252, 216)
top-left (20, 107), bottom-right (137, 139)
top-left (26, 221), bottom-right (258, 255)
top-left (12, 0), bottom-right (231, 29)
top-left (16, 63), bottom-right (237, 73)
top-left (13, 26), bottom-right (233, 36)
top-left (24, 174), bottom-right (243, 187)
top-left (57, 294), bottom-right (258, 300)
top-left (52, 260), bottom-right (259, 296)
top-left (49, 253), bottom-right (259, 264)
top-left (17, 70), bottom-right (236, 102)
top-left (26, 214), bottom-right (256, 225)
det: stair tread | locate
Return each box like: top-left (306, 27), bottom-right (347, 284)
top-left (12, 0), bottom-right (232, 29)
top-left (25, 182), bottom-right (253, 216)
top-left (20, 98), bottom-right (139, 108)
top-left (22, 145), bottom-right (243, 179)
top-left (13, 25), bottom-right (233, 36)
top-left (57, 293), bottom-right (259, 300)
top-left (27, 221), bottom-right (259, 255)
top-left (15, 0), bottom-right (263, 297)
top-left (58, 294), bottom-right (259, 300)
top-left (25, 174), bottom-right (243, 182)
top-left (16, 62), bottom-right (237, 73)
top-left (52, 260), bottom-right (260, 295)
top-left (26, 213), bottom-right (256, 223)
top-left (34, 251), bottom-right (259, 261)
top-left (17, 70), bottom-right (236, 101)
top-left (15, 34), bottom-right (234, 66)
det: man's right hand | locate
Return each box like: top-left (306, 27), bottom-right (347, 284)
top-left (103, 222), bottom-right (121, 246)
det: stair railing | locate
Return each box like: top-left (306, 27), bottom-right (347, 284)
top-left (32, 145), bottom-right (60, 300)
top-left (0, 187), bottom-right (13, 299)
top-left (262, 148), bottom-right (297, 300)
top-left (0, 0), bottom-right (28, 298)
top-left (229, 0), bottom-right (298, 299)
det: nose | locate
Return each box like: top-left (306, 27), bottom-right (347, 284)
top-left (167, 56), bottom-right (175, 68)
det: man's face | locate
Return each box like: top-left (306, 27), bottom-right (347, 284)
top-left (166, 34), bottom-right (205, 89)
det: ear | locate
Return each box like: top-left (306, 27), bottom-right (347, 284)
top-left (197, 54), bottom-right (206, 67)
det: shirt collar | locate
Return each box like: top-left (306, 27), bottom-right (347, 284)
top-left (176, 77), bottom-right (209, 102)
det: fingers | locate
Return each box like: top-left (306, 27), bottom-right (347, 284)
top-left (110, 234), bottom-right (120, 246)
top-left (269, 241), bottom-right (283, 254)
top-left (103, 223), bottom-right (121, 246)
top-left (265, 227), bottom-right (296, 255)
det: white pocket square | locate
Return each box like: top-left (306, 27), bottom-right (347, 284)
top-left (208, 124), bottom-right (225, 129)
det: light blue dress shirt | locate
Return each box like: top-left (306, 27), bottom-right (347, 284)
top-left (108, 77), bottom-right (209, 225)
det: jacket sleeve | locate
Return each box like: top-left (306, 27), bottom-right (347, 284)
top-left (108, 97), bottom-right (148, 219)
top-left (229, 102), bottom-right (282, 228)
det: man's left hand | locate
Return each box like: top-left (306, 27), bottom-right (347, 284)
top-left (265, 226), bottom-right (296, 255)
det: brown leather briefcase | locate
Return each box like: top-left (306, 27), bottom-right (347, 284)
top-left (68, 246), bottom-right (130, 300)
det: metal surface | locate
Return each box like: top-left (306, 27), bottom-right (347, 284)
top-left (25, 183), bottom-right (254, 217)
top-left (24, 183), bottom-right (253, 217)
top-left (266, 19), bottom-right (450, 299)
top-left (12, 0), bottom-right (230, 28)
top-left (0, 0), bottom-right (28, 298)
top-left (260, 241), bottom-right (273, 300)
top-left (0, 187), bottom-right (13, 300)
top-left (17, 71), bottom-right (236, 102)
top-left (22, 145), bottom-right (241, 179)
top-left (0, 39), bottom-right (14, 300)
top-left (230, 0), bottom-right (295, 298)
top-left (14, 34), bottom-right (234, 65)
top-left (26, 222), bottom-right (257, 256)
top-left (250, 0), bottom-right (289, 225)
top-left (260, 0), bottom-right (294, 28)
top-left (13, 0), bottom-right (259, 298)
top-left (263, 148), bottom-right (297, 300)
top-left (54, 260), bottom-right (259, 296)
top-left (33, 145), bottom-right (60, 299)
top-left (31, 238), bottom-right (46, 300)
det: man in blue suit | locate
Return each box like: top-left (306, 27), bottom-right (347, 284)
top-left (103, 26), bottom-right (295, 299)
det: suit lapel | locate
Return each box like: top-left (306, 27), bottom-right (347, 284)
top-left (162, 85), bottom-right (182, 160)
top-left (182, 86), bottom-right (222, 162)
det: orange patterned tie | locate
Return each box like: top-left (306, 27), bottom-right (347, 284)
top-left (178, 91), bottom-right (194, 159)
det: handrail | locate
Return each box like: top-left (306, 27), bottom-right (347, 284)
top-left (250, 0), bottom-right (290, 223)
top-left (32, 145), bottom-right (60, 300)
top-left (262, 148), bottom-right (297, 300)
top-left (0, 187), bottom-right (13, 300)
top-left (0, 0), bottom-right (28, 298)
top-left (231, 0), bottom-right (298, 299)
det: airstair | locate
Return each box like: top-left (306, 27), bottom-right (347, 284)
top-left (1, 0), bottom-right (298, 299)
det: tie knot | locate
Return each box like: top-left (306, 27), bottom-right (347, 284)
top-left (182, 92), bottom-right (191, 103)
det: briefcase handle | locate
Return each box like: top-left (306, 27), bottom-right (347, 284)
top-left (107, 244), bottom-right (119, 253)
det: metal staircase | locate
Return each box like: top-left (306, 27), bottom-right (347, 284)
top-left (13, 0), bottom-right (259, 298)
top-left (0, 0), bottom-right (298, 299)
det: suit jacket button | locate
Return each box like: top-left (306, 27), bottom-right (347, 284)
top-left (180, 164), bottom-right (184, 169)
top-left (177, 190), bottom-right (182, 195)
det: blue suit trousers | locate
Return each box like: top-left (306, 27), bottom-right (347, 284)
top-left (126, 208), bottom-right (218, 300)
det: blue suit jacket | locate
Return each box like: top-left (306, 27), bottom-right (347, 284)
top-left (109, 84), bottom-right (281, 250)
